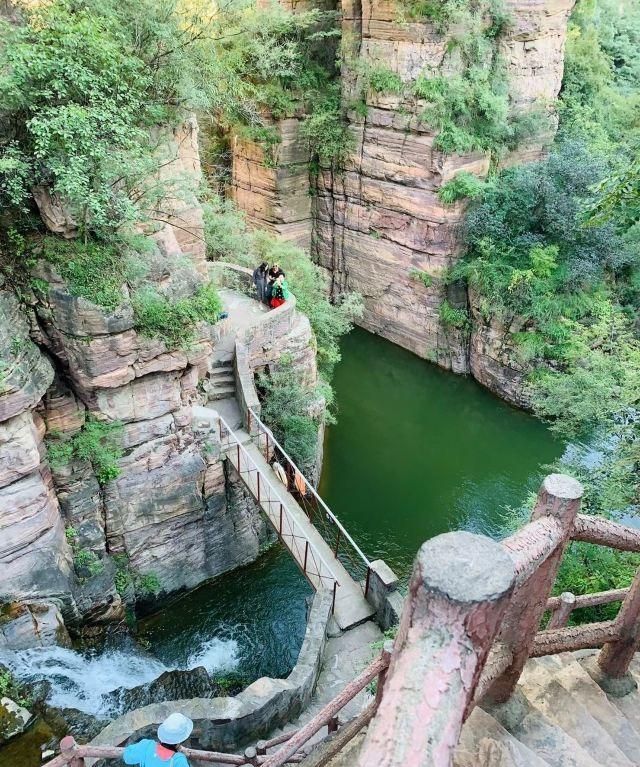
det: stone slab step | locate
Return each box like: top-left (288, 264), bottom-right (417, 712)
top-left (456, 707), bottom-right (551, 767)
top-left (523, 672), bottom-right (633, 767)
top-left (554, 659), bottom-right (640, 764)
top-left (509, 707), bottom-right (603, 767)
top-left (607, 668), bottom-right (640, 737)
top-left (209, 386), bottom-right (237, 400)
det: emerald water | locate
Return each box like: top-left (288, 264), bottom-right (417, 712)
top-left (2, 328), bottom-right (565, 766)
top-left (319, 328), bottom-right (565, 576)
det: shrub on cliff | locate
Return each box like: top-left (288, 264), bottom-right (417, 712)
top-left (132, 283), bottom-right (222, 349)
top-left (47, 416), bottom-right (124, 485)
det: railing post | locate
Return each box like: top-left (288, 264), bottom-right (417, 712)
top-left (257, 472), bottom-right (261, 503)
top-left (303, 541), bottom-right (309, 573)
top-left (357, 531), bottom-right (515, 767)
top-left (592, 565), bottom-right (640, 695)
top-left (364, 566), bottom-right (371, 599)
top-left (487, 474), bottom-right (583, 704)
top-left (375, 640), bottom-right (394, 708)
top-left (60, 736), bottom-right (85, 767)
top-left (279, 503), bottom-right (284, 536)
top-left (237, 443), bottom-right (241, 472)
top-left (547, 591), bottom-right (576, 629)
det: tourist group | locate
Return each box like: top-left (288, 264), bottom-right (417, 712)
top-left (252, 262), bottom-right (290, 308)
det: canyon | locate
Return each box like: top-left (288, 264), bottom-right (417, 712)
top-left (231, 0), bottom-right (575, 408)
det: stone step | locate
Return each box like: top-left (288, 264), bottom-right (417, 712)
top-left (209, 372), bottom-right (235, 385)
top-left (456, 707), bottom-right (551, 767)
top-left (211, 355), bottom-right (234, 369)
top-left (554, 659), bottom-right (640, 764)
top-left (606, 668), bottom-right (640, 736)
top-left (520, 663), bottom-right (633, 767)
top-left (208, 386), bottom-right (237, 400)
top-left (489, 691), bottom-right (603, 767)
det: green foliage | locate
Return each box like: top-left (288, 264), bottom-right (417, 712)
top-left (133, 282), bottom-right (222, 349)
top-left (73, 548), bottom-right (104, 577)
top-left (455, 141), bottom-right (632, 360)
top-left (47, 416), bottom-right (124, 485)
top-left (258, 358), bottom-right (330, 472)
top-left (211, 672), bottom-right (249, 696)
top-left (409, 269), bottom-right (433, 288)
top-left (553, 543), bottom-right (640, 624)
top-left (438, 171), bottom-right (485, 204)
top-left (405, 0), bottom-right (542, 156)
top-left (40, 236), bottom-right (128, 310)
top-left (299, 83), bottom-right (354, 168)
top-left (0, 668), bottom-right (30, 708)
top-left (530, 310), bottom-right (640, 438)
top-left (113, 553), bottom-right (162, 599)
top-left (365, 66), bottom-right (404, 95)
top-left (439, 300), bottom-right (469, 330)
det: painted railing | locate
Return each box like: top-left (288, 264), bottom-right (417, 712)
top-left (219, 415), bottom-right (341, 606)
top-left (247, 407), bottom-right (374, 597)
top-left (357, 473), bottom-right (640, 766)
top-left (48, 647), bottom-right (393, 767)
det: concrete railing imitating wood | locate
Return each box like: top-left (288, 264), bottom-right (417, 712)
top-left (359, 472), bottom-right (640, 766)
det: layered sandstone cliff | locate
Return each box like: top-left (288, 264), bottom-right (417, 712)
top-left (229, 0), bottom-right (574, 405)
top-left (0, 117), bottom-right (320, 641)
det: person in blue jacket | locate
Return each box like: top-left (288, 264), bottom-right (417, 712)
top-left (123, 713), bottom-right (193, 767)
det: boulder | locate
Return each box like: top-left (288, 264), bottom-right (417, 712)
top-left (0, 696), bottom-right (35, 746)
top-left (0, 602), bottom-right (71, 651)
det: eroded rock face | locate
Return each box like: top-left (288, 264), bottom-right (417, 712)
top-left (0, 292), bottom-right (74, 609)
top-left (468, 290), bottom-right (533, 409)
top-left (313, 0), bottom-right (574, 379)
top-left (230, 118), bottom-right (313, 250)
top-left (229, 0), bottom-right (573, 403)
top-left (0, 602), bottom-right (71, 651)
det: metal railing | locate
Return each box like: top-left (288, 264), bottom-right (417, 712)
top-left (247, 407), bottom-right (374, 597)
top-left (219, 415), bottom-right (341, 608)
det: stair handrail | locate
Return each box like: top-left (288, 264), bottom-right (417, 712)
top-left (218, 414), bottom-right (342, 592)
top-left (247, 406), bottom-right (372, 571)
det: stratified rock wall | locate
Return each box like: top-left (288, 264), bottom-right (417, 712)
top-left (313, 0), bottom-right (574, 380)
top-left (230, 118), bottom-right (313, 250)
top-left (0, 291), bottom-right (74, 607)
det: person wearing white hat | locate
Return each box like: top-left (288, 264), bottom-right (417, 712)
top-left (123, 712), bottom-right (193, 767)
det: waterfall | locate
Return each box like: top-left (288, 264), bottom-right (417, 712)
top-left (0, 634), bottom-right (239, 717)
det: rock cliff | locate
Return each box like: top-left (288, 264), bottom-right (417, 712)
top-left (229, 0), bottom-right (574, 405)
top-left (0, 116), bottom-right (316, 643)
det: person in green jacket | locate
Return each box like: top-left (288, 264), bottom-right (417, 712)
top-left (123, 713), bottom-right (193, 767)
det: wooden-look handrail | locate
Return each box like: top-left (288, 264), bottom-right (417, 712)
top-left (572, 514), bottom-right (640, 551)
top-left (262, 651), bottom-right (390, 767)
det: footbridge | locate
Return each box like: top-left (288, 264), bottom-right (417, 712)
top-left (194, 270), bottom-right (400, 632)
top-left (217, 406), bottom-right (377, 631)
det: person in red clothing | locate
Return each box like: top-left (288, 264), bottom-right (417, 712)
top-left (270, 275), bottom-right (286, 308)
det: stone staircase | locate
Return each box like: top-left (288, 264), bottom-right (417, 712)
top-left (312, 650), bottom-right (640, 767)
top-left (207, 355), bottom-right (235, 400)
